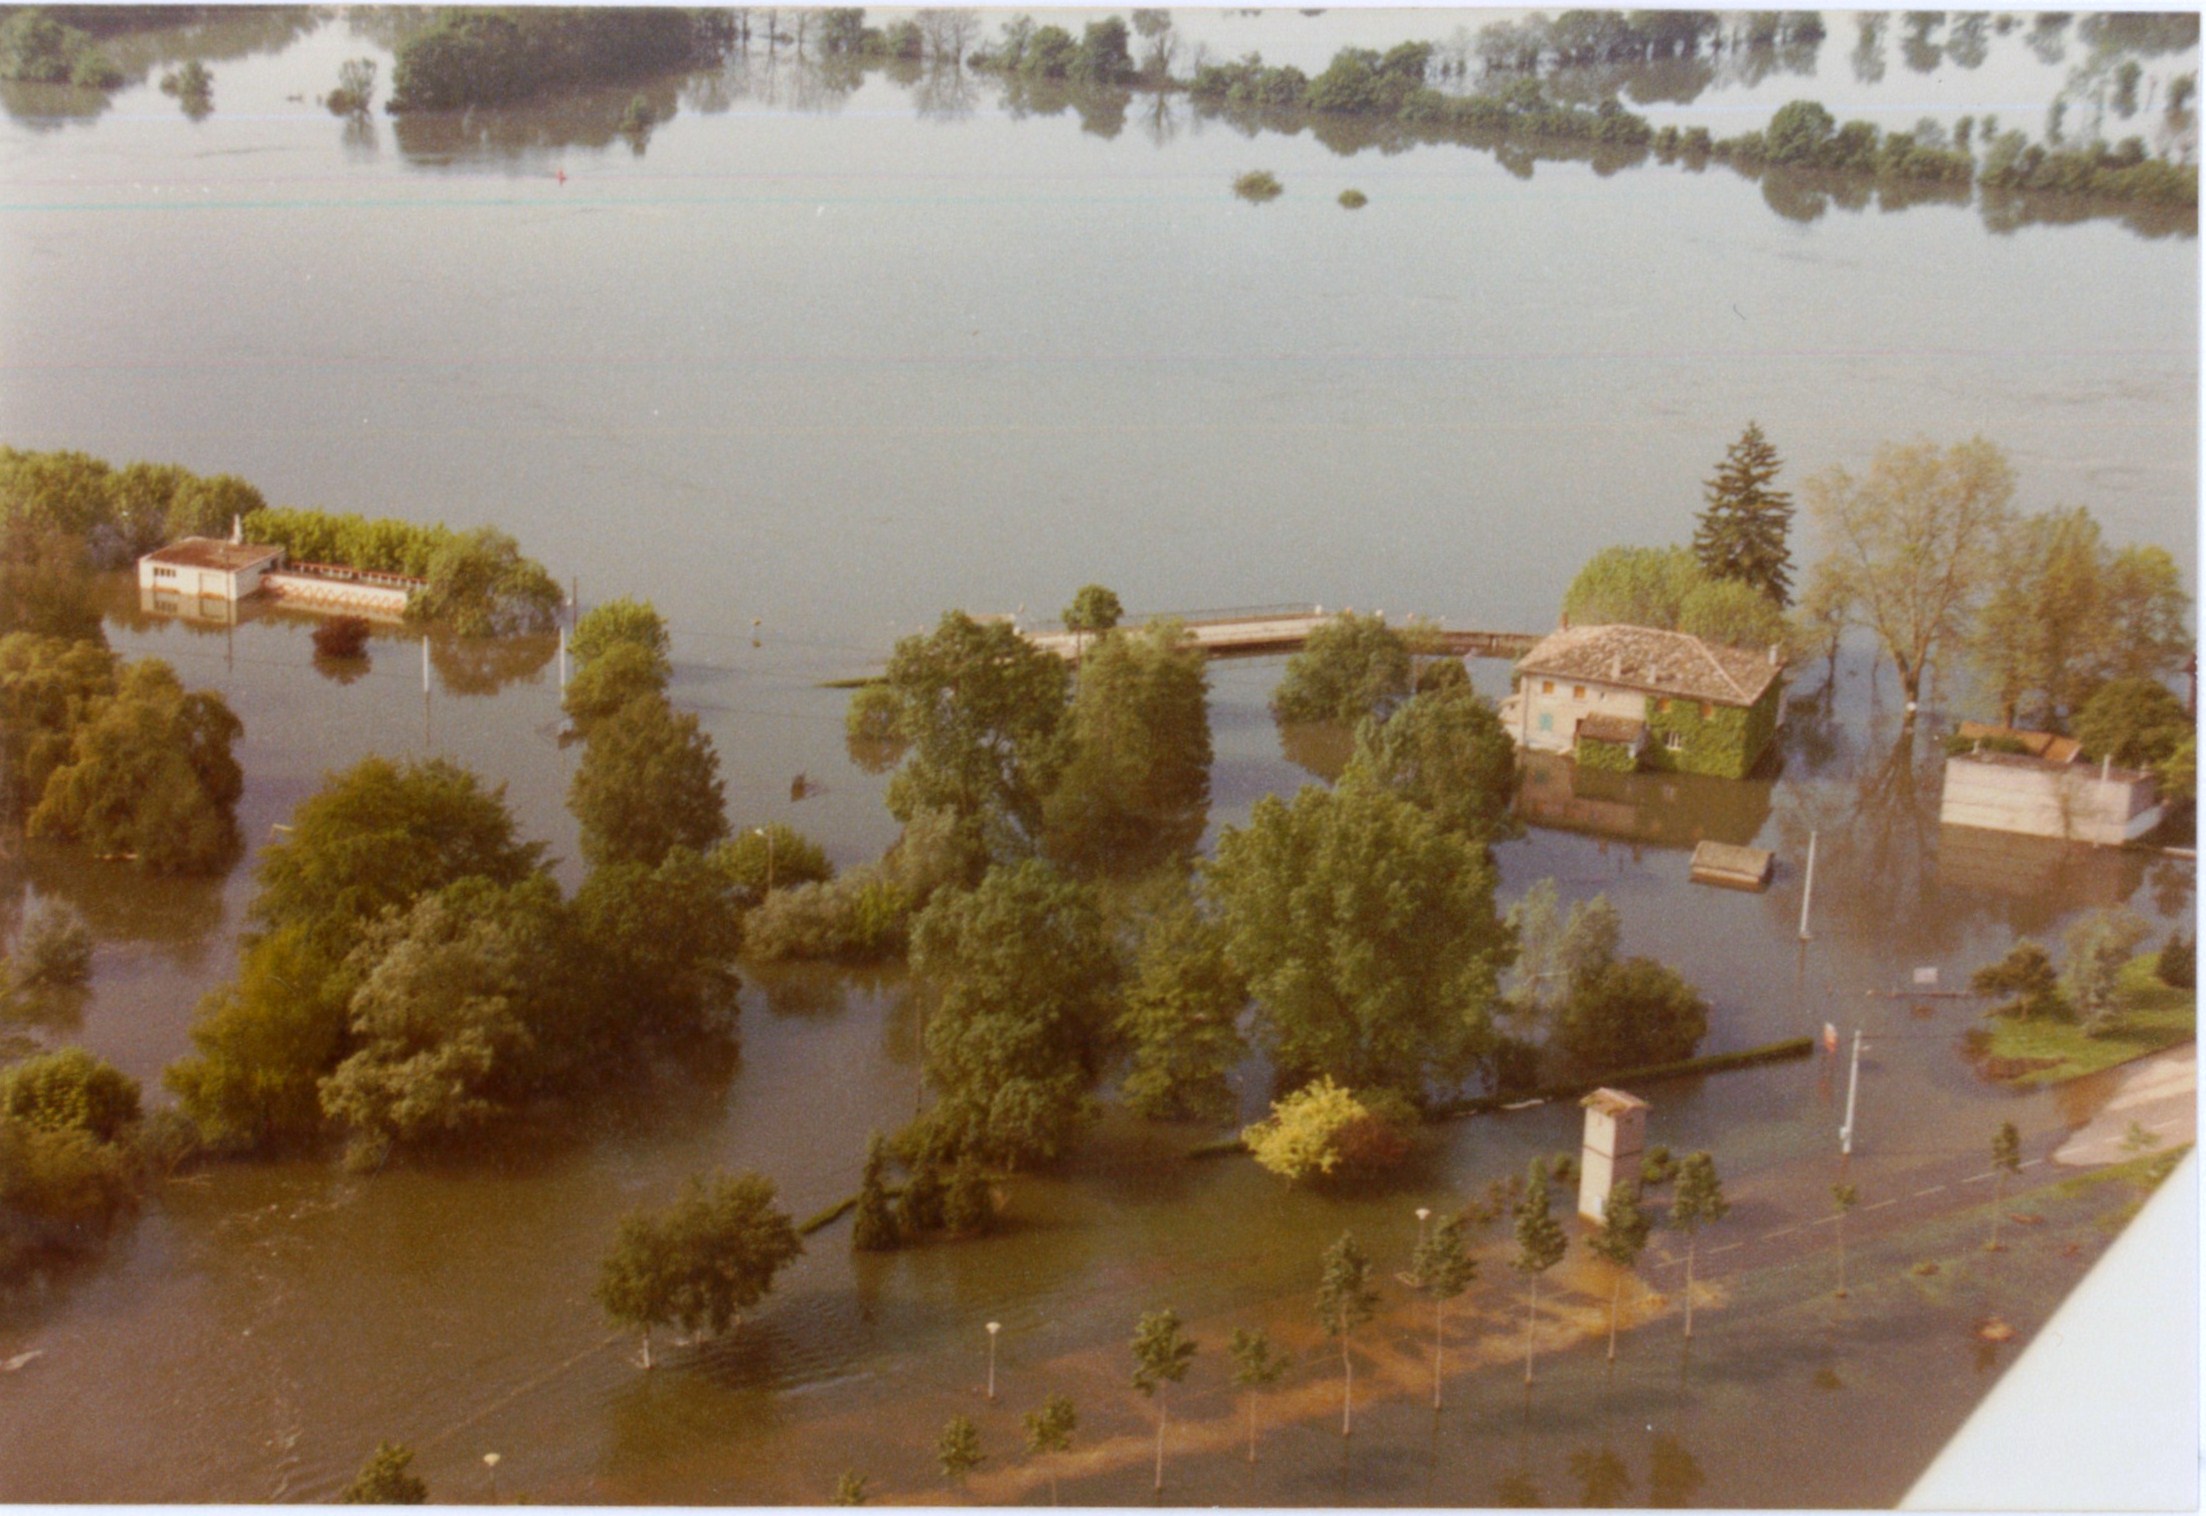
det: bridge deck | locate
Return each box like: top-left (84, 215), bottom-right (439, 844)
top-left (1025, 613), bottom-right (1538, 662)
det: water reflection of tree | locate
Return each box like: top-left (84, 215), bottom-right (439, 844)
top-left (1647, 1434), bottom-right (1706, 1507)
top-left (428, 631), bottom-right (555, 697)
top-left (1772, 715), bottom-right (1954, 957)
top-left (1901, 14), bottom-right (1945, 74)
top-left (1851, 15), bottom-right (1887, 85)
top-left (912, 62), bottom-right (980, 124)
top-left (1275, 718), bottom-right (1353, 784)
top-left (0, 79), bottom-right (112, 132)
top-left (1568, 1447), bottom-right (1633, 1507)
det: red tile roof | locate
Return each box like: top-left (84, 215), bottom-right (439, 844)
top-left (1516, 623), bottom-right (1784, 708)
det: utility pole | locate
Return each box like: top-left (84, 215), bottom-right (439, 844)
top-left (1838, 1028), bottom-right (1863, 1158)
top-left (1798, 829), bottom-right (1818, 942)
top-left (558, 625), bottom-right (568, 693)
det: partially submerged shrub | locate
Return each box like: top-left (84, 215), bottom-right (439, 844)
top-left (8, 902), bottom-right (92, 991)
top-left (312, 615), bottom-right (372, 661)
top-left (1233, 169), bottom-right (1284, 203)
top-left (1242, 1076), bottom-right (1417, 1183)
top-left (1338, 188), bottom-right (1368, 208)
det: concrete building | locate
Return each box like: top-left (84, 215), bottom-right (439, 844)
top-left (1500, 623), bottom-right (1786, 779)
top-left (1578, 1087), bottom-right (1649, 1224)
top-left (1940, 727), bottom-right (2164, 846)
top-left (136, 535), bottom-right (285, 604)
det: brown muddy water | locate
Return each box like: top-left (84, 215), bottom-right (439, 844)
top-left (0, 7), bottom-right (2196, 1504)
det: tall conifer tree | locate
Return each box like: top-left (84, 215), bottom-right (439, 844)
top-left (1693, 423), bottom-right (1796, 607)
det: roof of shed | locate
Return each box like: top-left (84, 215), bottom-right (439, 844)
top-left (142, 537), bottom-right (283, 572)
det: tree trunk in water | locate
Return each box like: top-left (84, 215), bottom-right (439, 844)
top-left (1989, 1176), bottom-right (2006, 1252)
top-left (1154, 1400), bottom-right (1167, 1493)
top-left (1684, 1241), bottom-right (1697, 1339)
top-left (1341, 1337), bottom-right (1354, 1437)
top-left (642, 1326), bottom-right (654, 1370)
top-left (1432, 1298), bottom-right (1445, 1410)
top-left (1247, 1396), bottom-right (1258, 1463)
top-left (1608, 1276), bottom-right (1622, 1361)
top-left (1523, 1275), bottom-right (1539, 1385)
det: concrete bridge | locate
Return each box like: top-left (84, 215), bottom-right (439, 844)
top-left (1023, 604), bottom-right (1539, 662)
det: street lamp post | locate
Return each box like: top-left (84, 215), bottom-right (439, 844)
top-left (753, 826), bottom-right (775, 897)
top-left (986, 1320), bottom-right (1001, 1401)
top-left (483, 1453), bottom-right (501, 1504)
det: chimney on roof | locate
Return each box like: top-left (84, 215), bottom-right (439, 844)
top-left (1768, 643), bottom-right (1781, 665)
top-left (1609, 655), bottom-right (1622, 680)
top-left (1560, 610), bottom-right (1571, 630)
top-left (2102, 754), bottom-right (2113, 783)
top-left (230, 514), bottom-right (242, 546)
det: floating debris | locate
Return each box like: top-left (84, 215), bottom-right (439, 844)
top-left (1975, 1317), bottom-right (2016, 1343)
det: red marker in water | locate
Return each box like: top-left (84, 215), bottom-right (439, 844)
top-left (556, 168), bottom-right (567, 185)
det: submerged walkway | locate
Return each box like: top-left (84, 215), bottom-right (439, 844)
top-left (1023, 604), bottom-right (1540, 662)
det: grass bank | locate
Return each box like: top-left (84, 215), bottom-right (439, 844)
top-left (1970, 956), bottom-right (2194, 1086)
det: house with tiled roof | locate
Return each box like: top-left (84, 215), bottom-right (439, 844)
top-left (1498, 623), bottom-right (1786, 779)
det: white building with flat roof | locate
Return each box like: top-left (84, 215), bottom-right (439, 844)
top-left (137, 535), bottom-right (285, 603)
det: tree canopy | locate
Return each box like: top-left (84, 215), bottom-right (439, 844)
top-left (1270, 613), bottom-right (1412, 727)
top-left (1207, 772), bottom-right (1509, 1099)
top-left (882, 611), bottom-right (1072, 857)
top-left (909, 859), bottom-right (1119, 1167)
top-left (1045, 618), bottom-right (1211, 872)
top-left (1117, 873), bottom-right (1246, 1125)
top-left (1802, 436), bottom-right (2016, 707)
top-left (568, 693), bottom-right (729, 869)
top-left (595, 1170), bottom-right (802, 1361)
top-left (1341, 682), bottom-right (1520, 848)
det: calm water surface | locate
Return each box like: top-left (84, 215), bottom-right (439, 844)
top-left (0, 8), bottom-right (2195, 1504)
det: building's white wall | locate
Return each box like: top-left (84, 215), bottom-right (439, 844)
top-left (1939, 758), bottom-right (2163, 846)
top-left (1578, 1104), bottom-right (1647, 1222)
top-left (1516, 678), bottom-right (1648, 754)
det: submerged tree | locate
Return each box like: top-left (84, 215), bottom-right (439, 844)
top-left (1670, 1152), bottom-right (1730, 1339)
top-left (1116, 872), bottom-right (1246, 1125)
top-left (1271, 612), bottom-right (1412, 726)
top-left (1228, 1326), bottom-right (1287, 1463)
top-left (1587, 1182), bottom-right (1652, 1363)
top-left (1411, 1214), bottom-right (1477, 1407)
top-left (1316, 1231), bottom-right (1379, 1435)
top-left (1130, 1308), bottom-right (1197, 1493)
top-left (851, 1130), bottom-right (900, 1252)
top-left (1512, 1159), bottom-right (1568, 1383)
top-left (337, 1443), bottom-right (427, 1505)
top-left (1988, 1121), bottom-right (2021, 1252)
top-left (1022, 1393), bottom-right (1077, 1506)
top-left (595, 1171), bottom-right (802, 1368)
top-left (1830, 1182), bottom-right (1858, 1298)
top-left (937, 1415), bottom-right (985, 1488)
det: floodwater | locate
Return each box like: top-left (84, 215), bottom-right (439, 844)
top-left (0, 8), bottom-right (2196, 1505)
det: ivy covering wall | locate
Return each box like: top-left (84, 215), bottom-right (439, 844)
top-left (1575, 734), bottom-right (1640, 772)
top-left (1639, 681), bottom-right (1782, 779)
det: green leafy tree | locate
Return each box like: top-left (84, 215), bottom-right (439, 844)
top-left (943, 1152), bottom-right (993, 1235)
top-left (595, 1171), bottom-right (803, 1368)
top-left (1061, 583), bottom-right (1124, 638)
top-left (1802, 436), bottom-right (2016, 710)
top-left (1023, 1393), bottom-right (1077, 1505)
top-left (2156, 931), bottom-right (2195, 991)
top-left (1207, 772), bottom-right (1509, 1099)
top-left (1587, 1182), bottom-right (1651, 1362)
top-left (843, 683), bottom-right (906, 774)
top-left (570, 596), bottom-right (671, 671)
top-left (1555, 958), bottom-right (1709, 1076)
top-left (1412, 1214), bottom-right (1477, 1407)
top-left (1117, 875), bottom-right (1246, 1125)
top-left (897, 1154), bottom-right (946, 1235)
top-left (1677, 578), bottom-right (1791, 652)
top-left (909, 860), bottom-right (1118, 1167)
top-left (1561, 545), bottom-right (1706, 630)
top-left (1271, 612), bottom-right (1412, 726)
top-left (851, 1131), bottom-right (900, 1252)
top-left (1670, 1151), bottom-right (1729, 1338)
top-left (1315, 1231), bottom-right (1379, 1435)
top-left (317, 877), bottom-right (573, 1162)
top-left (2061, 907), bottom-right (2152, 1033)
top-left (0, 635), bottom-right (117, 825)
top-left (1692, 423), bottom-right (1796, 606)
top-left (1228, 1326), bottom-right (1286, 1462)
top-left (328, 57), bottom-right (377, 115)
top-left (1830, 1182), bottom-right (1858, 1297)
top-left (0, 1047), bottom-right (140, 1142)
top-left (338, 1443), bottom-right (427, 1504)
top-left (709, 824), bottom-right (832, 908)
top-left (2074, 677), bottom-right (2190, 769)
top-left (883, 611), bottom-right (1072, 856)
top-left (1512, 1160), bottom-right (1568, 1383)
top-left (1044, 618), bottom-right (1211, 872)
top-left (412, 525), bottom-right (562, 637)
top-left (1971, 939), bottom-right (2069, 1021)
top-left (569, 693), bottom-right (729, 869)
top-left (1342, 683), bottom-right (1520, 847)
top-left (26, 659), bottom-right (242, 875)
top-left (7, 901), bottom-right (92, 991)
top-left (166, 925), bottom-right (348, 1150)
top-left (570, 847), bottom-right (742, 1051)
top-left (1130, 1306), bottom-right (1197, 1491)
top-left (0, 521), bottom-right (100, 643)
top-left (830, 1470), bottom-right (869, 1506)
top-left (563, 640), bottom-right (669, 729)
top-left (1068, 14), bottom-right (1132, 83)
top-left (937, 1415), bottom-right (985, 1487)
top-left (1988, 1121), bottom-right (2021, 1252)
top-left (1502, 881), bottom-right (1620, 1031)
